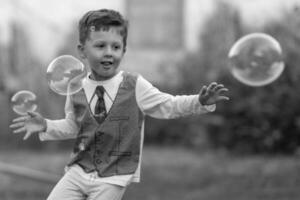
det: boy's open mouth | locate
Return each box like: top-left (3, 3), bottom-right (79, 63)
top-left (101, 61), bottom-right (114, 67)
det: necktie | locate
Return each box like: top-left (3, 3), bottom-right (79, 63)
top-left (94, 86), bottom-right (107, 124)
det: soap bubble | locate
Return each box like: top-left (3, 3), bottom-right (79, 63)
top-left (46, 55), bottom-right (87, 95)
top-left (11, 90), bottom-right (37, 115)
top-left (228, 33), bottom-right (284, 87)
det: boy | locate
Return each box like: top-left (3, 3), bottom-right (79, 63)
top-left (10, 9), bottom-right (229, 200)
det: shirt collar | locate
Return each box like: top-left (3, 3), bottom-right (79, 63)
top-left (83, 71), bottom-right (123, 102)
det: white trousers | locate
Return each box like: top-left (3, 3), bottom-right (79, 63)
top-left (47, 167), bottom-right (126, 200)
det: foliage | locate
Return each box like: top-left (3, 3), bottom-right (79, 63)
top-left (207, 4), bottom-right (300, 154)
top-left (147, 1), bottom-right (300, 154)
top-left (169, 1), bottom-right (300, 154)
top-left (145, 1), bottom-right (242, 151)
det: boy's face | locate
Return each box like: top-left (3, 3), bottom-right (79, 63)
top-left (78, 26), bottom-right (125, 81)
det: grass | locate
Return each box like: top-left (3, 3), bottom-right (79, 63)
top-left (1, 146), bottom-right (300, 200)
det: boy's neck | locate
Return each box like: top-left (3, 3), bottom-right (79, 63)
top-left (89, 71), bottom-right (119, 81)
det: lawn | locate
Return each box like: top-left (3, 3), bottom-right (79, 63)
top-left (1, 146), bottom-right (300, 200)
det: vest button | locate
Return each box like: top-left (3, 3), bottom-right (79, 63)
top-left (95, 159), bottom-right (102, 164)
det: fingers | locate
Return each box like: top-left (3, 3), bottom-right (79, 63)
top-left (12, 126), bottom-right (27, 134)
top-left (200, 85), bottom-right (207, 96)
top-left (10, 116), bottom-right (29, 134)
top-left (204, 82), bottom-right (230, 103)
top-left (207, 82), bottom-right (229, 95)
top-left (215, 84), bottom-right (229, 101)
top-left (27, 111), bottom-right (38, 117)
top-left (23, 131), bottom-right (33, 140)
top-left (215, 84), bottom-right (230, 102)
top-left (216, 87), bottom-right (229, 95)
top-left (207, 82), bottom-right (228, 93)
top-left (10, 113), bottom-right (39, 140)
top-left (207, 82), bottom-right (217, 92)
top-left (10, 115), bottom-right (29, 134)
top-left (214, 84), bottom-right (229, 100)
top-left (9, 121), bottom-right (25, 129)
top-left (12, 115), bottom-right (30, 123)
top-left (217, 95), bottom-right (230, 101)
top-left (213, 84), bottom-right (224, 91)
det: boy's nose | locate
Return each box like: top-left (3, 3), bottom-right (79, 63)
top-left (104, 47), bottom-right (113, 56)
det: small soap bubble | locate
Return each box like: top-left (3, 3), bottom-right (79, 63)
top-left (228, 33), bottom-right (285, 87)
top-left (11, 90), bottom-right (37, 115)
top-left (46, 55), bottom-right (87, 95)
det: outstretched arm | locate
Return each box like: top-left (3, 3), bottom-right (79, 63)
top-left (10, 95), bottom-right (79, 141)
top-left (136, 76), bottom-right (229, 119)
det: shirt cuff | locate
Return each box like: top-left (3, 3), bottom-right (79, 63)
top-left (38, 119), bottom-right (51, 141)
top-left (194, 96), bottom-right (216, 113)
top-left (203, 104), bottom-right (216, 112)
top-left (181, 96), bottom-right (216, 116)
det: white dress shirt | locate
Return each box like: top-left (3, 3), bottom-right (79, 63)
top-left (39, 71), bottom-right (215, 186)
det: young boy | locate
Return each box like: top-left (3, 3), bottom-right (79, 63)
top-left (10, 9), bottom-right (229, 200)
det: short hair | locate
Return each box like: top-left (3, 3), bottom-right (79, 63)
top-left (78, 9), bottom-right (128, 51)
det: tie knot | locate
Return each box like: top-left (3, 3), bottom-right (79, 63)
top-left (95, 86), bottom-right (105, 97)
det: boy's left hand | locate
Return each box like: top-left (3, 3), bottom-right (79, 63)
top-left (199, 82), bottom-right (229, 106)
top-left (9, 111), bottom-right (47, 140)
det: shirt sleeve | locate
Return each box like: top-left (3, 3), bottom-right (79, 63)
top-left (39, 95), bottom-right (79, 141)
top-left (136, 75), bottom-right (216, 119)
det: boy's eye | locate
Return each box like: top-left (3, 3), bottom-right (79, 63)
top-left (95, 44), bottom-right (105, 48)
top-left (113, 45), bottom-right (121, 50)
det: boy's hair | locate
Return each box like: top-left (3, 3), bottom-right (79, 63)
top-left (78, 9), bottom-right (128, 51)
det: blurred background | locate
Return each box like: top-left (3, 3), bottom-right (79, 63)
top-left (1, 0), bottom-right (300, 199)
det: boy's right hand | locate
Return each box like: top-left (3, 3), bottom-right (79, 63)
top-left (9, 111), bottom-right (47, 140)
top-left (199, 82), bottom-right (229, 106)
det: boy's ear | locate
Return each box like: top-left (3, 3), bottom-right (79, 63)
top-left (77, 44), bottom-right (86, 59)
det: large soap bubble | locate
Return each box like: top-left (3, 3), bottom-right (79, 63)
top-left (228, 33), bottom-right (284, 87)
top-left (46, 55), bottom-right (87, 95)
top-left (11, 90), bottom-right (37, 115)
